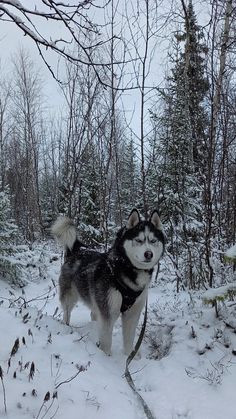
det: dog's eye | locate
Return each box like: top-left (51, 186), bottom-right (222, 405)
top-left (150, 239), bottom-right (158, 244)
top-left (135, 238), bottom-right (144, 244)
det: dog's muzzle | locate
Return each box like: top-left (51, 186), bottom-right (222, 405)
top-left (144, 250), bottom-right (153, 261)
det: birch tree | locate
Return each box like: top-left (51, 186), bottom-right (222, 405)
top-left (204, 0), bottom-right (234, 286)
top-left (0, 73), bottom-right (11, 190)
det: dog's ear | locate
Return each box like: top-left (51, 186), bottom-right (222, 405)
top-left (126, 208), bottom-right (140, 229)
top-left (150, 210), bottom-right (162, 230)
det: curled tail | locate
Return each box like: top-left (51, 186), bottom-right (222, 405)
top-left (51, 216), bottom-right (77, 251)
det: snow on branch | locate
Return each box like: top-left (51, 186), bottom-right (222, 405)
top-left (203, 283), bottom-right (236, 305)
top-left (0, 0), bottom-right (113, 81)
top-left (225, 244), bottom-right (236, 261)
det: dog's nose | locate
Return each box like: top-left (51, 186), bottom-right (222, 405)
top-left (144, 250), bottom-right (153, 261)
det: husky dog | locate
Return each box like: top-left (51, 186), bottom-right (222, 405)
top-left (52, 209), bottom-right (165, 356)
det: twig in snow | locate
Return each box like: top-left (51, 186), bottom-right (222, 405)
top-left (0, 366), bottom-right (7, 414)
top-left (55, 363), bottom-right (90, 389)
top-left (8, 284), bottom-right (57, 310)
top-left (37, 392), bottom-right (58, 419)
top-left (7, 337), bottom-right (20, 373)
top-left (29, 362), bottom-right (35, 381)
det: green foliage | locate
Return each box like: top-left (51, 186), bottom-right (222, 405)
top-left (117, 138), bottom-right (141, 222)
top-left (203, 284), bottom-right (236, 305)
top-left (224, 245), bottom-right (236, 262)
top-left (0, 187), bottom-right (24, 286)
top-left (147, 1), bottom-right (210, 289)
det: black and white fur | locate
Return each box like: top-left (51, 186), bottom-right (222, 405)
top-left (52, 209), bottom-right (165, 356)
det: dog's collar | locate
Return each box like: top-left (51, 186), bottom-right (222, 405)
top-left (117, 253), bottom-right (154, 274)
top-left (135, 267), bottom-right (153, 274)
top-left (114, 274), bottom-right (144, 295)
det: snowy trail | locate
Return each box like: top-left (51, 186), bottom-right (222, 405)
top-left (0, 297), bottom-right (144, 419)
top-left (1, 245), bottom-right (236, 419)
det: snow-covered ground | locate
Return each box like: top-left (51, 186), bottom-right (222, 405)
top-left (0, 243), bottom-right (236, 419)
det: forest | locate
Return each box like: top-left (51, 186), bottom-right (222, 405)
top-left (0, 0), bottom-right (236, 290)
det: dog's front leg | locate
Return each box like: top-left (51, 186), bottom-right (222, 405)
top-left (97, 318), bottom-right (114, 356)
top-left (122, 293), bottom-right (147, 357)
top-left (97, 288), bottom-right (122, 355)
top-left (96, 288), bottom-right (122, 355)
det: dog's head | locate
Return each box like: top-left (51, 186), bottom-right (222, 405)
top-left (119, 208), bottom-right (165, 270)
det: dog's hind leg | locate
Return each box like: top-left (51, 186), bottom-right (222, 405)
top-left (61, 299), bottom-right (74, 325)
top-left (59, 283), bottom-right (79, 325)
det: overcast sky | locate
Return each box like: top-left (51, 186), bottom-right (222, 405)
top-left (0, 0), bottom-right (210, 133)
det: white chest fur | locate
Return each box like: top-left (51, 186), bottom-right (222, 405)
top-left (136, 270), bottom-right (151, 288)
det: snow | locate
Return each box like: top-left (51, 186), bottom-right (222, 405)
top-left (225, 244), bottom-right (236, 260)
top-left (203, 283), bottom-right (236, 302)
top-left (1, 243), bottom-right (236, 419)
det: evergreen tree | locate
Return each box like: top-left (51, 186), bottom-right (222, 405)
top-left (148, 1), bottom-right (209, 288)
top-left (118, 137), bottom-right (140, 220)
top-left (0, 186), bottom-right (24, 286)
top-left (175, 0), bottom-right (209, 175)
top-left (78, 141), bottom-right (102, 246)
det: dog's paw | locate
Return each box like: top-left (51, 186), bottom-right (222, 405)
top-left (96, 341), bottom-right (111, 356)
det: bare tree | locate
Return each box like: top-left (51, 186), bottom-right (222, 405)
top-left (7, 49), bottom-right (44, 239)
top-left (204, 0), bottom-right (234, 286)
top-left (57, 54), bottom-right (104, 218)
top-left (40, 116), bottom-right (64, 226)
top-left (0, 0), bottom-right (134, 87)
top-left (0, 71), bottom-right (11, 189)
top-left (124, 0), bottom-right (172, 217)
